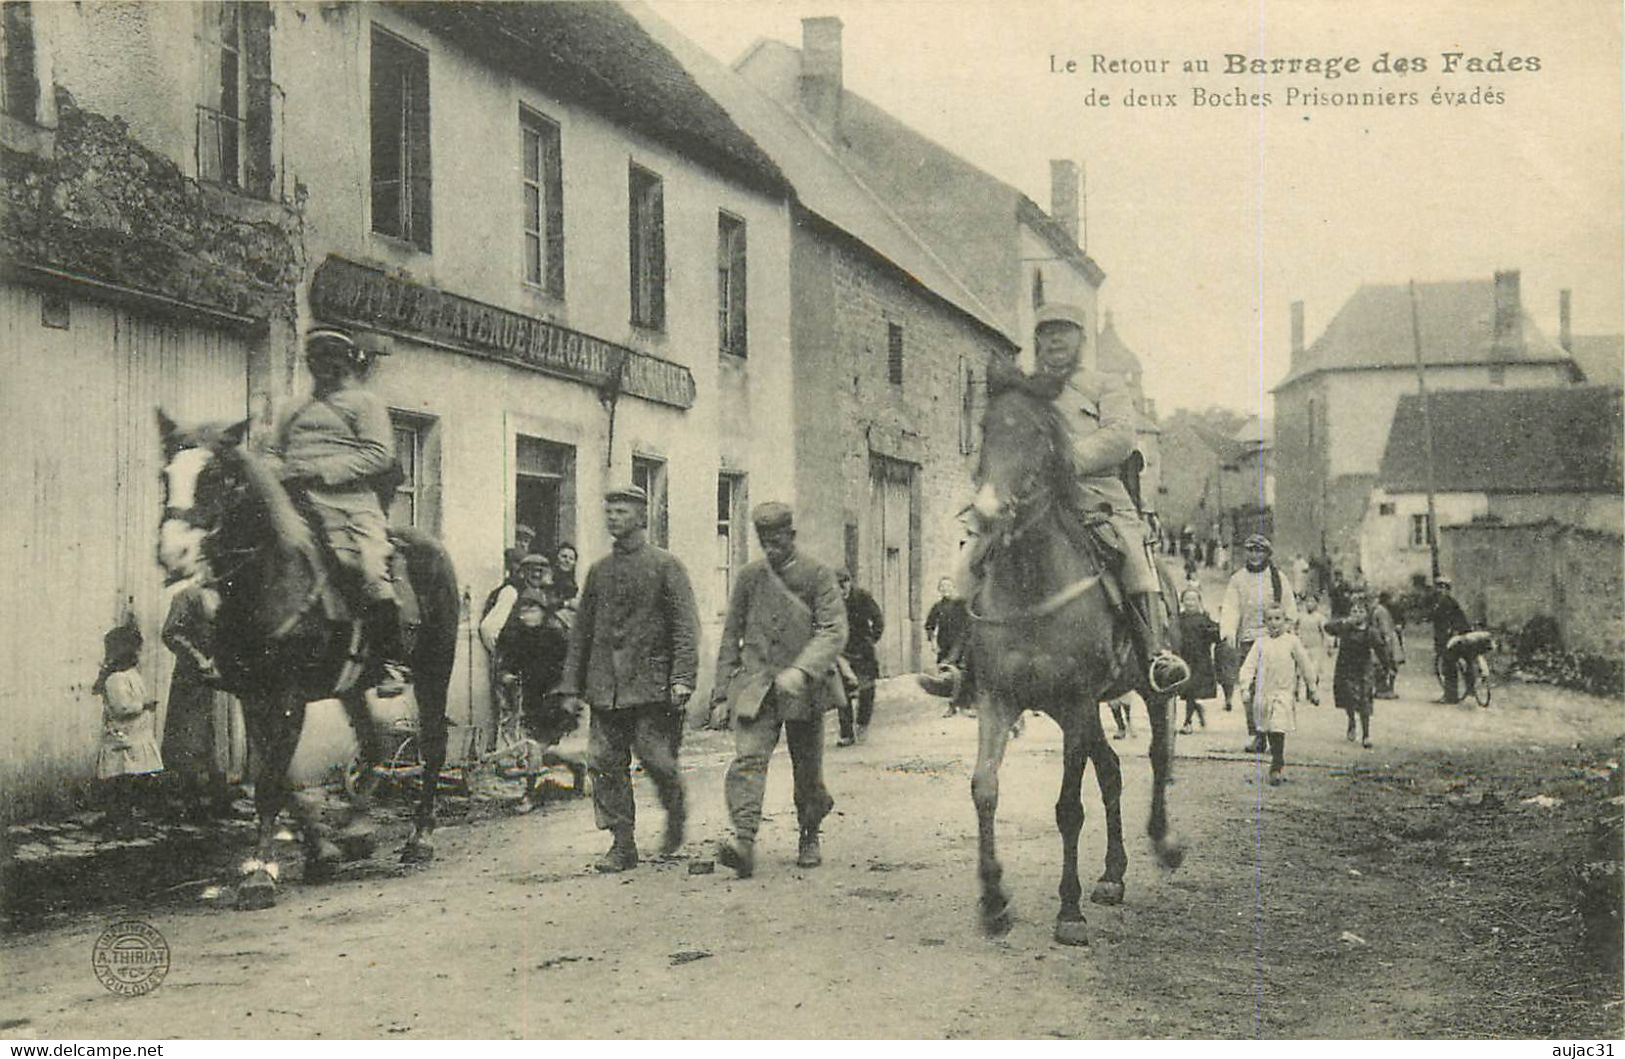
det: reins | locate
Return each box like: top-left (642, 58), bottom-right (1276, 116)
top-left (965, 478), bottom-right (1105, 625)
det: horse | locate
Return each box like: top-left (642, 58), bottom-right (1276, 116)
top-left (962, 375), bottom-right (1185, 946)
top-left (155, 412), bottom-right (459, 910)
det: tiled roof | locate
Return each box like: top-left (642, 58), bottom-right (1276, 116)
top-left (1569, 334), bottom-right (1624, 388)
top-left (393, 2), bottom-right (788, 198)
top-left (625, 4), bottom-right (1014, 344)
top-left (735, 38), bottom-right (1103, 334)
top-left (1275, 278), bottom-right (1576, 390)
top-left (1378, 386), bottom-right (1622, 494)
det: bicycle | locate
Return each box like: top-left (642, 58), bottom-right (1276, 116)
top-left (1434, 630), bottom-right (1493, 708)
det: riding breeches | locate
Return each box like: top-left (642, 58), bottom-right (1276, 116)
top-left (1101, 512), bottom-right (1160, 595)
top-left (304, 486), bottom-right (394, 602)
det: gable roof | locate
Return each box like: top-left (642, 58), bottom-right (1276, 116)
top-left (392, 2), bottom-right (787, 198)
top-left (623, 5), bottom-right (1013, 345)
top-left (735, 38), bottom-right (1103, 334)
top-left (1378, 386), bottom-right (1623, 495)
top-left (1569, 334), bottom-right (1624, 388)
top-left (1275, 278), bottom-right (1577, 390)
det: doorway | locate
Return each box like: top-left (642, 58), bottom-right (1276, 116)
top-left (515, 434), bottom-right (575, 556)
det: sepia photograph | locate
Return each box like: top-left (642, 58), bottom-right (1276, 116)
top-left (1, 0), bottom-right (1620, 1044)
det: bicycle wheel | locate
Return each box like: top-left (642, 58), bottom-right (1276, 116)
top-left (1472, 656), bottom-right (1492, 708)
top-left (1434, 652), bottom-right (1449, 691)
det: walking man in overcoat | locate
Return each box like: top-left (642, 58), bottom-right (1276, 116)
top-left (710, 502), bottom-right (848, 878)
top-left (559, 484), bottom-right (700, 872)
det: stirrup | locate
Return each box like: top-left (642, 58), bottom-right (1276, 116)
top-left (916, 663), bottom-right (962, 699)
top-left (1147, 651), bottom-right (1189, 695)
top-left (374, 661), bottom-right (413, 699)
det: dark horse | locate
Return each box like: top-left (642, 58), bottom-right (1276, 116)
top-left (155, 413), bottom-right (459, 910)
top-left (964, 375), bottom-right (1184, 946)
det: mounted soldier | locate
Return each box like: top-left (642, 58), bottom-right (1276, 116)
top-left (936, 303), bottom-right (1187, 698)
top-left (272, 327), bottom-right (411, 697)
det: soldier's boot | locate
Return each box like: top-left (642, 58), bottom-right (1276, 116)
top-left (594, 830), bottom-right (638, 873)
top-left (796, 828), bottom-right (823, 869)
top-left (365, 599), bottom-right (413, 698)
top-left (1134, 593), bottom-right (1189, 694)
top-left (717, 836), bottom-right (755, 879)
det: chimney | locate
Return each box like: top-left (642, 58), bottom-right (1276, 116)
top-left (798, 17), bottom-right (843, 140)
top-left (1492, 269), bottom-right (1522, 353)
top-left (1290, 300), bottom-right (1304, 361)
top-left (1559, 288), bottom-right (1573, 352)
top-left (1049, 160), bottom-right (1080, 245)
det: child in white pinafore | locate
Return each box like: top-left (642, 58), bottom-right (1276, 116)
top-left (1237, 602), bottom-right (1320, 785)
top-left (94, 623), bottom-right (163, 829)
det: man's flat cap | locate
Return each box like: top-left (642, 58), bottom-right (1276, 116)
top-left (604, 484), bottom-right (648, 504)
top-left (751, 502), bottom-right (794, 532)
top-left (1034, 303), bottom-right (1087, 330)
top-left (518, 554), bottom-right (551, 569)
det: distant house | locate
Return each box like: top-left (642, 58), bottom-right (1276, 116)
top-left (1359, 386), bottom-right (1623, 590)
top-left (1272, 270), bottom-right (1583, 570)
top-left (734, 24), bottom-right (1106, 368)
top-left (1157, 415), bottom-right (1273, 554)
top-left (1569, 334), bottom-right (1624, 389)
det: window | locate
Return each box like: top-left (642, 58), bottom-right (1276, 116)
top-left (1409, 512), bottom-right (1432, 549)
top-left (388, 412), bottom-right (439, 532)
top-left (715, 472), bottom-right (747, 608)
top-left (887, 322), bottom-right (904, 386)
top-left (1306, 398), bottom-right (1316, 450)
top-left (632, 455), bottom-right (669, 547)
top-left (958, 356), bottom-right (976, 454)
top-left (1031, 268), bottom-right (1045, 309)
top-left (521, 108), bottom-right (564, 294)
top-left (2, 1), bottom-right (37, 122)
top-left (515, 434), bottom-right (576, 558)
top-left (717, 212), bottom-right (747, 356)
top-left (1377, 501), bottom-right (1396, 516)
top-left (628, 164), bottom-right (665, 329)
top-left (371, 26), bottom-right (431, 251)
top-left (195, 3), bottom-right (244, 186)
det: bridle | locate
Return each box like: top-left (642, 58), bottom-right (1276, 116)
top-left (965, 402), bottom-right (1103, 626)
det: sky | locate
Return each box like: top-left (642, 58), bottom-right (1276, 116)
top-left (648, 0), bottom-right (1623, 419)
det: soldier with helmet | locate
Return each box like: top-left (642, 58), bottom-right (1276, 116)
top-left (1029, 302), bottom-right (1188, 693)
top-left (273, 327), bottom-right (410, 696)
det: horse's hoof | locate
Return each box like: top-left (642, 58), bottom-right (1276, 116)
top-left (1155, 833), bottom-right (1187, 871)
top-left (1052, 917), bottom-right (1090, 946)
top-left (979, 895), bottom-right (1014, 937)
top-left (335, 827), bottom-right (377, 861)
top-left (1089, 880), bottom-right (1125, 906)
top-left (400, 834), bottom-right (436, 865)
top-left (236, 870), bottom-right (277, 911)
top-left (304, 838), bottom-right (344, 880)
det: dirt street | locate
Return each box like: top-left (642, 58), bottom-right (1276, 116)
top-left (3, 657), bottom-right (1620, 1039)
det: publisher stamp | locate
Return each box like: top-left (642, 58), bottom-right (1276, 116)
top-left (91, 920), bottom-right (170, 997)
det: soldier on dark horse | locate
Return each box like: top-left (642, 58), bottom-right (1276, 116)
top-left (922, 302), bottom-right (1188, 944)
top-left (156, 328), bottom-right (458, 910)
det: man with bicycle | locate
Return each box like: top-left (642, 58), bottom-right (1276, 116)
top-left (1431, 576), bottom-right (1475, 704)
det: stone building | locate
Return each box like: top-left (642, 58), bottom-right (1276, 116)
top-left (1360, 386), bottom-right (1623, 591)
top-left (729, 17), bottom-right (1105, 670)
top-left (0, 1), bottom-right (798, 817)
top-left (1271, 271), bottom-right (1582, 570)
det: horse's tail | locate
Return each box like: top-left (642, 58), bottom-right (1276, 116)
top-left (395, 527), bottom-right (460, 699)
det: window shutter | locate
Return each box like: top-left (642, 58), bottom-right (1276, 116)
top-left (406, 56), bottom-right (432, 250)
top-left (729, 220), bottom-right (747, 354)
top-left (544, 125), bottom-right (565, 295)
top-left (628, 168), bottom-right (641, 323)
top-left (649, 179), bottom-right (665, 329)
top-left (242, 1), bottom-right (274, 198)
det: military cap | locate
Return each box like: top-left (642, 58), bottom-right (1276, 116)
top-left (751, 501), bottom-right (795, 532)
top-left (518, 553), bottom-right (551, 569)
top-left (1034, 302), bottom-right (1087, 331)
top-left (1242, 534), bottom-right (1273, 552)
top-left (603, 484), bottom-right (648, 504)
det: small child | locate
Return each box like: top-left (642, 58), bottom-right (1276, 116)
top-left (1236, 602), bottom-right (1320, 785)
top-left (1324, 595), bottom-right (1393, 749)
top-left (93, 623), bottom-right (163, 830)
top-left (1176, 587), bottom-right (1222, 734)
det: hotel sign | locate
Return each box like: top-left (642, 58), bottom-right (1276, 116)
top-left (309, 256), bottom-right (695, 409)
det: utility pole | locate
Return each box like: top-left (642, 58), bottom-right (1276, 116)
top-left (1408, 281), bottom-right (1442, 582)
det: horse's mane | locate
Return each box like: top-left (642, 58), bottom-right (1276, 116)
top-left (983, 356), bottom-right (1076, 466)
top-left (225, 446), bottom-right (320, 558)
